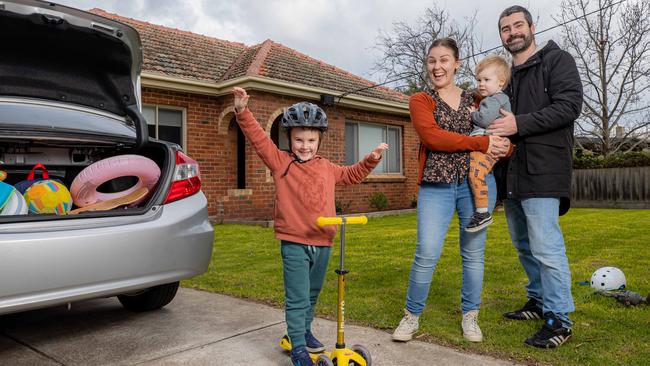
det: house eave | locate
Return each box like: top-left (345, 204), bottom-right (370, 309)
top-left (141, 73), bottom-right (409, 116)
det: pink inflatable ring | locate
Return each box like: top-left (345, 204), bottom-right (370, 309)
top-left (71, 155), bottom-right (161, 208)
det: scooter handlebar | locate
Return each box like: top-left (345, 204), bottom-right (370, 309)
top-left (317, 216), bottom-right (368, 227)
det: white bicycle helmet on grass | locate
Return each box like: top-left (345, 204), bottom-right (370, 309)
top-left (590, 267), bottom-right (626, 291)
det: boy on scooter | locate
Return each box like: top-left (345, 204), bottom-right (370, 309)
top-left (233, 87), bottom-right (387, 366)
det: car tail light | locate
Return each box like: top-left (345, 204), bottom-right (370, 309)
top-left (164, 151), bottom-right (201, 204)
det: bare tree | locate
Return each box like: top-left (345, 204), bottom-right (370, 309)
top-left (558, 0), bottom-right (650, 155)
top-left (372, 4), bottom-right (482, 94)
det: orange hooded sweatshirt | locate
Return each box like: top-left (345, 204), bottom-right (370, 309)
top-left (236, 108), bottom-right (381, 246)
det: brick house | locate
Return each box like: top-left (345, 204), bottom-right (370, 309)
top-left (91, 9), bottom-right (420, 222)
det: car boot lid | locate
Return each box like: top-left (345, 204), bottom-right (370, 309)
top-left (0, 0), bottom-right (148, 149)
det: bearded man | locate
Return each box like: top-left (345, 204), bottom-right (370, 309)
top-left (488, 5), bottom-right (583, 349)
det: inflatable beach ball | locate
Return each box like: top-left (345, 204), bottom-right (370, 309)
top-left (24, 180), bottom-right (72, 215)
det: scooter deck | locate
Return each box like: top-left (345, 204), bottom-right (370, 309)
top-left (279, 335), bottom-right (368, 365)
top-left (279, 335), bottom-right (325, 361)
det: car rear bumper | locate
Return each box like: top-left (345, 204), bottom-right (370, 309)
top-left (0, 192), bottom-right (214, 315)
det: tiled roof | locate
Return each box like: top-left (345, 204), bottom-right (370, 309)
top-left (89, 9), bottom-right (247, 83)
top-left (89, 9), bottom-right (407, 103)
top-left (260, 41), bottom-right (406, 103)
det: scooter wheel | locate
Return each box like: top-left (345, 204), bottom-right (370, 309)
top-left (352, 344), bottom-right (372, 366)
top-left (315, 354), bottom-right (334, 366)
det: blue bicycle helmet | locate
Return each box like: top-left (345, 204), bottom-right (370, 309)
top-left (281, 102), bottom-right (328, 131)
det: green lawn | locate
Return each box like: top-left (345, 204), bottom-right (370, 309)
top-left (184, 209), bottom-right (650, 366)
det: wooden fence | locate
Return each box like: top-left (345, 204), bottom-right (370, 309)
top-left (572, 167), bottom-right (650, 209)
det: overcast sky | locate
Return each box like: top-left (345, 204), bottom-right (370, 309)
top-left (54, 0), bottom-right (568, 82)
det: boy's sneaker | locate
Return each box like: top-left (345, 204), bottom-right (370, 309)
top-left (304, 330), bottom-right (325, 353)
top-left (290, 345), bottom-right (314, 366)
top-left (524, 314), bottom-right (572, 349)
top-left (465, 212), bottom-right (493, 232)
top-left (461, 310), bottom-right (483, 342)
top-left (392, 309), bottom-right (419, 342)
top-left (503, 298), bottom-right (544, 320)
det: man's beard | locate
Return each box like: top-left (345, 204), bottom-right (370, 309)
top-left (503, 33), bottom-right (534, 54)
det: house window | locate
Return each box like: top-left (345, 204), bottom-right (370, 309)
top-left (345, 122), bottom-right (402, 173)
top-left (142, 105), bottom-right (185, 148)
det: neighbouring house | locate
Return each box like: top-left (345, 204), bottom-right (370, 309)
top-left (575, 129), bottom-right (650, 156)
top-left (90, 9), bottom-right (420, 222)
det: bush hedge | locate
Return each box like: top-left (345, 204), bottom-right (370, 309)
top-left (573, 151), bottom-right (650, 169)
top-left (368, 192), bottom-right (389, 211)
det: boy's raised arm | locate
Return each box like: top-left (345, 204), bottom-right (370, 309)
top-left (232, 87), bottom-right (284, 172)
top-left (233, 87), bottom-right (249, 113)
top-left (334, 143), bottom-right (388, 185)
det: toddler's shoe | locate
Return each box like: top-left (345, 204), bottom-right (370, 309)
top-left (465, 212), bottom-right (493, 232)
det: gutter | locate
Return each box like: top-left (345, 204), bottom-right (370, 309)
top-left (141, 73), bottom-right (409, 116)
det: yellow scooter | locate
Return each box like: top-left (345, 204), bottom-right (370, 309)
top-left (279, 215), bottom-right (372, 366)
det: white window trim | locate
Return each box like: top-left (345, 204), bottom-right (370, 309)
top-left (346, 120), bottom-right (403, 175)
top-left (143, 104), bottom-right (187, 149)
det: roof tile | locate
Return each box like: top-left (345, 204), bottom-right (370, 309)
top-left (89, 9), bottom-right (406, 103)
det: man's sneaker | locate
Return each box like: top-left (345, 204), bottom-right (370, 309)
top-left (304, 330), bottom-right (325, 353)
top-left (290, 345), bottom-right (314, 366)
top-left (503, 298), bottom-right (543, 320)
top-left (524, 314), bottom-right (572, 349)
top-left (392, 309), bottom-right (419, 342)
top-left (465, 212), bottom-right (493, 232)
top-left (461, 310), bottom-right (483, 342)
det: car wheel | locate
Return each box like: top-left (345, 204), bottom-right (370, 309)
top-left (117, 281), bottom-right (179, 312)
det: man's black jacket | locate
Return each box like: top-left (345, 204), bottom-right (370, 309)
top-left (496, 40), bottom-right (583, 215)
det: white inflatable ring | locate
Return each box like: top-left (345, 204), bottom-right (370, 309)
top-left (0, 189), bottom-right (28, 216)
top-left (70, 154), bottom-right (161, 207)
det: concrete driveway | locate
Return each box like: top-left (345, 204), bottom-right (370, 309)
top-left (0, 288), bottom-right (521, 366)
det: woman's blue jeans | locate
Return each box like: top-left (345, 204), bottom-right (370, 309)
top-left (405, 175), bottom-right (496, 315)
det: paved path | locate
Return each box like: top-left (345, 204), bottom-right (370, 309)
top-left (0, 288), bottom-right (522, 366)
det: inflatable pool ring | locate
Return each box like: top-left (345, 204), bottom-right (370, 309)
top-left (0, 183), bottom-right (28, 216)
top-left (71, 155), bottom-right (160, 207)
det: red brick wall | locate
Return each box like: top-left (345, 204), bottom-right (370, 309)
top-left (142, 87), bottom-right (419, 221)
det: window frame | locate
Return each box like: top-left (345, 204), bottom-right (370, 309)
top-left (142, 104), bottom-right (187, 149)
top-left (345, 120), bottom-right (403, 175)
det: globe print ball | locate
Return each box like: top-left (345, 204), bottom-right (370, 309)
top-left (24, 181), bottom-right (72, 215)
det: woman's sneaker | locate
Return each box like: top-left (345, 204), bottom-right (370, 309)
top-left (461, 310), bottom-right (483, 342)
top-left (524, 314), bottom-right (572, 348)
top-left (290, 345), bottom-right (314, 366)
top-left (304, 330), bottom-right (325, 353)
top-left (392, 309), bottom-right (419, 342)
top-left (503, 298), bottom-right (543, 320)
top-left (465, 212), bottom-right (493, 232)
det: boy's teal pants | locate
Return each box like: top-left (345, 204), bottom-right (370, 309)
top-left (281, 241), bottom-right (332, 348)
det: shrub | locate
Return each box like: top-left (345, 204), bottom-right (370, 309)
top-left (574, 151), bottom-right (650, 169)
top-left (603, 151), bottom-right (650, 168)
top-left (335, 200), bottom-right (350, 215)
top-left (573, 154), bottom-right (605, 169)
top-left (368, 192), bottom-right (388, 211)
